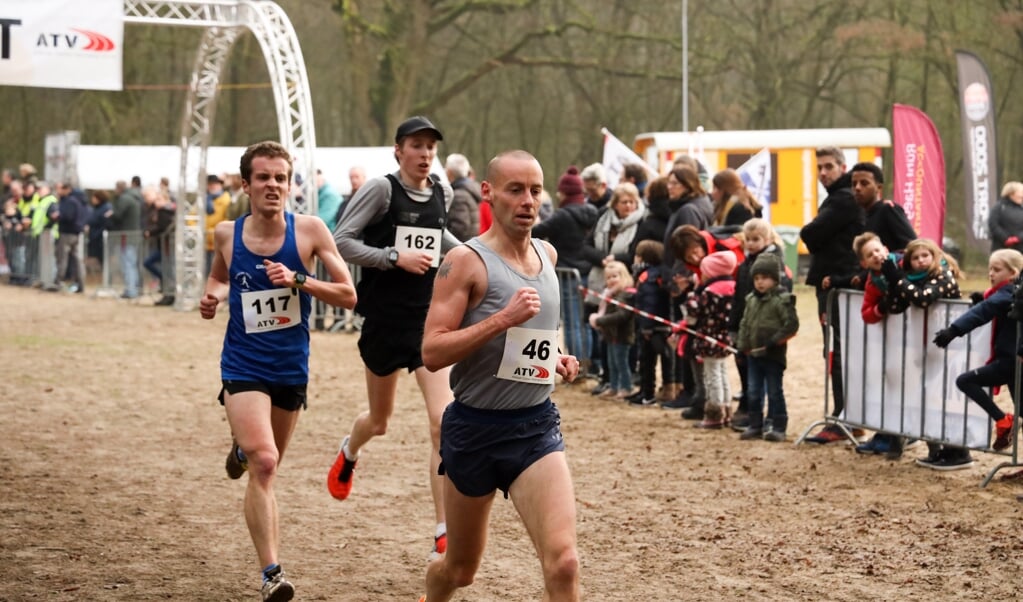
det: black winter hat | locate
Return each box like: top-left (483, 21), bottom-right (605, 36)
top-left (751, 253), bottom-right (782, 281)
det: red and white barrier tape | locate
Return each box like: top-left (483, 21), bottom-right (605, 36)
top-left (577, 285), bottom-right (737, 353)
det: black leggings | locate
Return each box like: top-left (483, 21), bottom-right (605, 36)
top-left (638, 328), bottom-right (674, 397)
top-left (816, 287), bottom-right (844, 416)
top-left (955, 356), bottom-right (1017, 421)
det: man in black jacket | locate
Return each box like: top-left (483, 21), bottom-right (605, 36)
top-left (799, 146), bottom-right (865, 443)
top-left (55, 182), bottom-right (89, 292)
top-left (851, 162), bottom-right (916, 252)
top-left (848, 161), bottom-right (918, 455)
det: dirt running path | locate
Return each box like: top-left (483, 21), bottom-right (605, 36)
top-left (3, 285), bottom-right (1023, 601)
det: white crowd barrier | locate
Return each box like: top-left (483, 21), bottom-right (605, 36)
top-left (800, 289), bottom-right (1022, 486)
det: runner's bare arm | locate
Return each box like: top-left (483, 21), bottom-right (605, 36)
top-left (200, 222), bottom-right (233, 319)
top-left (298, 215), bottom-right (357, 309)
top-left (422, 246), bottom-right (539, 371)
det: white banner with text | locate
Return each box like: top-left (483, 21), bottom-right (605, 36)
top-left (0, 0), bottom-right (123, 91)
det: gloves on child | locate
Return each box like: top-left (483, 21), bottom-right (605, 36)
top-left (880, 258), bottom-right (901, 281)
top-left (932, 328), bottom-right (958, 348)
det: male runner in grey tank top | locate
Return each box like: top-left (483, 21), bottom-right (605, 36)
top-left (420, 150), bottom-right (581, 601)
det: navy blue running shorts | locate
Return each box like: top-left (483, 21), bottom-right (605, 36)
top-left (439, 399), bottom-right (565, 498)
top-left (358, 317), bottom-right (425, 376)
top-left (219, 380), bottom-right (307, 412)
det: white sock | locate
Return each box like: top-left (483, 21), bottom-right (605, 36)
top-left (342, 437), bottom-right (358, 461)
top-left (435, 522), bottom-right (446, 537)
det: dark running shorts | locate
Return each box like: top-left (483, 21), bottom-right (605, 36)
top-left (218, 380), bottom-right (308, 412)
top-left (439, 399), bottom-right (565, 498)
top-left (358, 318), bottom-right (425, 376)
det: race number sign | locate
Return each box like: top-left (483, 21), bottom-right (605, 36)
top-left (395, 225), bottom-right (441, 267)
top-left (497, 327), bottom-right (557, 385)
top-left (241, 287), bottom-right (300, 334)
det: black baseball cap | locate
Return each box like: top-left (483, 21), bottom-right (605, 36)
top-left (395, 116), bottom-right (443, 143)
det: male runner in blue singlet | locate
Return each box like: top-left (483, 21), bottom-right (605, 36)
top-left (201, 141), bottom-right (356, 602)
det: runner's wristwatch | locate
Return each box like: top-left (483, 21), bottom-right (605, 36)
top-left (387, 248), bottom-right (399, 266)
top-left (293, 272), bottom-right (307, 288)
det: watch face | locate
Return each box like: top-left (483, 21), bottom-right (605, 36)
top-left (388, 250), bottom-right (399, 264)
top-left (295, 273), bottom-right (306, 286)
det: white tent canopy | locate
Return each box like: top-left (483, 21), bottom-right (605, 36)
top-left (75, 145), bottom-right (445, 195)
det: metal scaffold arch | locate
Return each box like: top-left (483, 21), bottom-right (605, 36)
top-left (123, 0), bottom-right (317, 310)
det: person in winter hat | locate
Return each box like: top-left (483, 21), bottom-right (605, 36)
top-left (557, 166), bottom-right (585, 205)
top-left (727, 218), bottom-right (791, 431)
top-left (737, 252), bottom-right (799, 442)
top-left (684, 251), bottom-right (736, 428)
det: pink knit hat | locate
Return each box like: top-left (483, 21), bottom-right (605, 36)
top-left (700, 251), bottom-right (737, 279)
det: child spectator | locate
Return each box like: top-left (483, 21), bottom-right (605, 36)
top-left (627, 240), bottom-right (674, 406)
top-left (853, 232), bottom-right (900, 324)
top-left (737, 253), bottom-right (799, 441)
top-left (590, 261), bottom-right (637, 399)
top-left (884, 238), bottom-right (969, 469)
top-left (890, 237), bottom-right (962, 311)
top-left (728, 218), bottom-right (791, 431)
top-left (685, 251), bottom-right (737, 428)
top-left (850, 232), bottom-right (908, 456)
top-left (931, 249), bottom-right (1023, 461)
top-left (667, 224), bottom-right (744, 415)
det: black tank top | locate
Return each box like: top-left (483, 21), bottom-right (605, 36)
top-left (355, 174), bottom-right (447, 324)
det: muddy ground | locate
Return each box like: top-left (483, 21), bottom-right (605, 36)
top-left (3, 284), bottom-right (1023, 601)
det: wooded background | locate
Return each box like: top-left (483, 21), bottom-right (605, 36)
top-left (2, 0), bottom-right (1022, 254)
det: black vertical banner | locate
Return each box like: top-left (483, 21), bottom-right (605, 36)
top-left (955, 50), bottom-right (998, 251)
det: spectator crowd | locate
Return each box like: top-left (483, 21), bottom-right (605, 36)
top-left (4, 146), bottom-right (1022, 465)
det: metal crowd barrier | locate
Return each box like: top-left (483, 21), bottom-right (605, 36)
top-left (94, 230), bottom-right (173, 300)
top-left (0, 228), bottom-right (73, 289)
top-left (555, 267), bottom-right (589, 363)
top-left (2, 227), bottom-right (40, 285)
top-left (797, 289), bottom-right (1020, 486)
top-left (312, 261), bottom-right (362, 332)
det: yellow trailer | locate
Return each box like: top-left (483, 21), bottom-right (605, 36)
top-left (633, 128), bottom-right (892, 255)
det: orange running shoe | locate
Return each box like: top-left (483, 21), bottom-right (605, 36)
top-left (327, 436), bottom-right (358, 500)
top-left (993, 414), bottom-right (1015, 451)
top-left (429, 531), bottom-right (447, 561)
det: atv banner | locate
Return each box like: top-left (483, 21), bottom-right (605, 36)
top-left (0, 0), bottom-right (123, 91)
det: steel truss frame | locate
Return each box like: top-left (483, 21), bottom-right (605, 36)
top-left (123, 0), bottom-right (317, 310)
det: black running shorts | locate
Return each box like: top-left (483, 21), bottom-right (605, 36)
top-left (357, 317), bottom-right (425, 376)
top-left (219, 380), bottom-right (308, 412)
top-left (439, 399), bottom-right (565, 498)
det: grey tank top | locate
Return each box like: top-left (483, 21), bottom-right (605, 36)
top-left (451, 237), bottom-right (561, 410)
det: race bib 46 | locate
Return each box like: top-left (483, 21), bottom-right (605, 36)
top-left (496, 327), bottom-right (558, 384)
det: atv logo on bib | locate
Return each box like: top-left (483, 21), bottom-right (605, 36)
top-left (513, 365), bottom-right (550, 379)
top-left (256, 316), bottom-right (292, 329)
